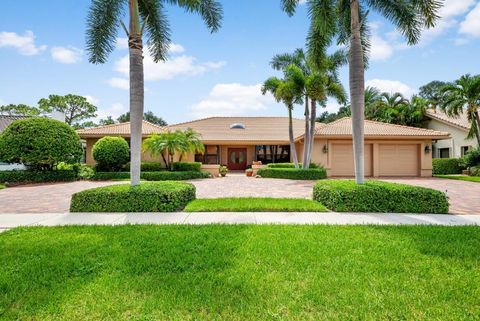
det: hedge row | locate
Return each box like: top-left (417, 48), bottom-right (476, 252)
top-left (257, 168), bottom-right (327, 180)
top-left (70, 181), bottom-right (196, 212)
top-left (92, 170), bottom-right (210, 181)
top-left (267, 163), bottom-right (320, 169)
top-left (313, 180), bottom-right (449, 213)
top-left (172, 162), bottom-right (202, 172)
top-left (124, 162), bottom-right (165, 172)
top-left (432, 158), bottom-right (464, 175)
top-left (0, 170), bottom-right (77, 184)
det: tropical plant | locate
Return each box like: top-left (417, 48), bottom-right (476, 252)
top-left (38, 94), bottom-right (98, 126)
top-left (117, 111), bottom-right (168, 126)
top-left (86, 0), bottom-right (222, 186)
top-left (440, 74), bottom-right (480, 145)
top-left (143, 129), bottom-right (205, 170)
top-left (282, 0), bottom-right (442, 183)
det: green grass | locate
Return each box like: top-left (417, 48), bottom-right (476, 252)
top-left (1, 225), bottom-right (480, 320)
top-left (184, 197), bottom-right (328, 212)
top-left (0, 184), bottom-right (5, 189)
top-left (435, 175), bottom-right (480, 183)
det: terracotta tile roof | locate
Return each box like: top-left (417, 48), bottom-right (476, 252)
top-left (76, 120), bottom-right (165, 137)
top-left (168, 116), bottom-right (306, 142)
top-left (0, 115), bottom-right (30, 133)
top-left (316, 117), bottom-right (450, 138)
top-left (425, 109), bottom-right (471, 130)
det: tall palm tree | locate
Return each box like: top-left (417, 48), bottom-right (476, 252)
top-left (441, 74), bottom-right (480, 145)
top-left (281, 0), bottom-right (441, 183)
top-left (262, 67), bottom-right (304, 168)
top-left (86, 0), bottom-right (222, 185)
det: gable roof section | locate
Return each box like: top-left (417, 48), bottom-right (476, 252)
top-left (425, 109), bottom-right (470, 131)
top-left (0, 115), bottom-right (30, 133)
top-left (168, 116), bottom-right (306, 142)
top-left (76, 120), bottom-right (165, 137)
top-left (316, 117), bottom-right (449, 138)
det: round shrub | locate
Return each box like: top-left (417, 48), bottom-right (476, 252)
top-left (70, 181), bottom-right (196, 212)
top-left (92, 136), bottom-right (130, 171)
top-left (0, 118), bottom-right (83, 170)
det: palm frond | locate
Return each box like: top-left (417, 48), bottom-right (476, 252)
top-left (165, 0), bottom-right (223, 32)
top-left (281, 0), bottom-right (301, 16)
top-left (139, 0), bottom-right (171, 62)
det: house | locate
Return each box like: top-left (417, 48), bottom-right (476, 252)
top-left (425, 109), bottom-right (478, 158)
top-left (77, 116), bottom-right (450, 177)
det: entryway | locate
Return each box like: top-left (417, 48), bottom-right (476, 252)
top-left (227, 148), bottom-right (247, 170)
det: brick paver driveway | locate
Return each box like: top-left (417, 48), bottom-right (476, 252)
top-left (382, 178), bottom-right (480, 215)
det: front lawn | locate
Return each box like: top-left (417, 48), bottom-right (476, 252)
top-left (1, 226), bottom-right (480, 320)
top-left (0, 184), bottom-right (5, 190)
top-left (185, 197), bottom-right (328, 212)
top-left (435, 175), bottom-right (480, 183)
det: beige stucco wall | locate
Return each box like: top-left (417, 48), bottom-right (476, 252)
top-left (427, 119), bottom-right (477, 158)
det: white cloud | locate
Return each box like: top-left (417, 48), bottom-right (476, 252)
top-left (107, 77), bottom-right (129, 90)
top-left (95, 103), bottom-right (128, 121)
top-left (114, 54), bottom-right (225, 81)
top-left (0, 30), bottom-right (46, 56)
top-left (84, 95), bottom-right (100, 105)
top-left (365, 79), bottom-right (415, 97)
top-left (51, 46), bottom-right (83, 64)
top-left (370, 34), bottom-right (394, 61)
top-left (116, 37), bottom-right (129, 49)
top-left (460, 2), bottom-right (480, 37)
top-left (190, 83), bottom-right (274, 118)
top-left (169, 43), bottom-right (185, 54)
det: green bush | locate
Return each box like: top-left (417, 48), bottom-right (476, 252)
top-left (267, 162), bottom-right (320, 169)
top-left (124, 162), bottom-right (165, 171)
top-left (257, 167), bottom-right (327, 180)
top-left (92, 170), bottom-right (210, 181)
top-left (92, 137), bottom-right (130, 171)
top-left (0, 170), bottom-right (77, 184)
top-left (313, 180), bottom-right (449, 213)
top-left (172, 162), bottom-right (201, 172)
top-left (76, 164), bottom-right (95, 180)
top-left (70, 181), bottom-right (196, 212)
top-left (470, 166), bottom-right (480, 176)
top-left (0, 118), bottom-right (83, 170)
top-left (461, 147), bottom-right (480, 168)
top-left (432, 158), bottom-right (464, 175)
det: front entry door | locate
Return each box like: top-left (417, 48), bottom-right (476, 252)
top-left (228, 148), bottom-right (247, 170)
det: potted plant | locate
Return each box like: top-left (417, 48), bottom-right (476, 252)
top-left (252, 160), bottom-right (262, 166)
top-left (245, 168), bottom-right (253, 177)
top-left (219, 165), bottom-right (228, 177)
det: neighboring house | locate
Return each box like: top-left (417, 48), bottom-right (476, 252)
top-left (77, 116), bottom-right (449, 177)
top-left (425, 110), bottom-right (478, 158)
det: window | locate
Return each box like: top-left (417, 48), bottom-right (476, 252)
top-left (439, 148), bottom-right (450, 158)
top-left (195, 145), bottom-right (220, 164)
top-left (255, 145), bottom-right (290, 164)
top-left (461, 146), bottom-right (470, 156)
top-left (230, 123), bottom-right (246, 129)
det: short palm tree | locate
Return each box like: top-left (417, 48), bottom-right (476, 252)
top-left (86, 0), bottom-right (222, 185)
top-left (179, 128), bottom-right (205, 161)
top-left (262, 68), bottom-right (304, 168)
top-left (281, 0), bottom-right (441, 183)
top-left (441, 74), bottom-right (480, 145)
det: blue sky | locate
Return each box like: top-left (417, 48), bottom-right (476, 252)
top-left (1, 0), bottom-right (480, 125)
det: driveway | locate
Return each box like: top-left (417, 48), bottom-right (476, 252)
top-left (0, 177), bottom-right (477, 214)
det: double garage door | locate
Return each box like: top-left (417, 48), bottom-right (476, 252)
top-left (330, 143), bottom-right (420, 177)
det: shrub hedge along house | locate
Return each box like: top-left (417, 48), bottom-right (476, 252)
top-left (77, 117), bottom-right (450, 177)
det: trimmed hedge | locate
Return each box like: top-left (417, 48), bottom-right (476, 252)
top-left (267, 163), bottom-right (320, 169)
top-left (92, 170), bottom-right (210, 181)
top-left (70, 181), bottom-right (196, 212)
top-left (172, 162), bottom-right (201, 172)
top-left (432, 158), bottom-right (464, 175)
top-left (124, 162), bottom-right (165, 171)
top-left (0, 170), bottom-right (77, 184)
top-left (257, 168), bottom-right (327, 180)
top-left (313, 180), bottom-right (449, 213)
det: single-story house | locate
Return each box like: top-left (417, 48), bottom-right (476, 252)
top-left (425, 109), bottom-right (478, 158)
top-left (77, 116), bottom-right (450, 177)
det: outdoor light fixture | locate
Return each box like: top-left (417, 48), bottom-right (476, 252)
top-left (424, 145), bottom-right (431, 154)
top-left (323, 144), bottom-right (328, 154)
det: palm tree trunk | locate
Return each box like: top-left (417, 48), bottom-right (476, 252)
top-left (129, 0), bottom-right (144, 186)
top-left (288, 107), bottom-right (299, 168)
top-left (307, 99), bottom-right (317, 165)
top-left (303, 96), bottom-right (310, 168)
top-left (475, 111), bottom-right (480, 145)
top-left (350, 0), bottom-right (365, 184)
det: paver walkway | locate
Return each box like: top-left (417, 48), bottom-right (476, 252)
top-left (1, 213), bottom-right (479, 231)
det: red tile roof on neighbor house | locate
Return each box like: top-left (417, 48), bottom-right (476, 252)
top-left (425, 109), bottom-right (471, 131)
top-left (76, 116), bottom-right (450, 140)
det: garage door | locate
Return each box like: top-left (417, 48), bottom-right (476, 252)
top-left (378, 144), bottom-right (419, 176)
top-left (330, 144), bottom-right (372, 177)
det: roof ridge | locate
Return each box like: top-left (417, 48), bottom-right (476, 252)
top-left (169, 116), bottom-right (302, 127)
top-left (425, 109), bottom-right (470, 130)
top-left (363, 118), bottom-right (447, 134)
top-left (77, 121), bottom-right (128, 132)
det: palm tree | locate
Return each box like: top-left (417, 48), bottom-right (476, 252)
top-left (441, 74), bottom-right (480, 145)
top-left (179, 128), bottom-right (205, 161)
top-left (86, 0), bottom-right (222, 185)
top-left (262, 67), bottom-right (304, 168)
top-left (281, 0), bottom-right (441, 183)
